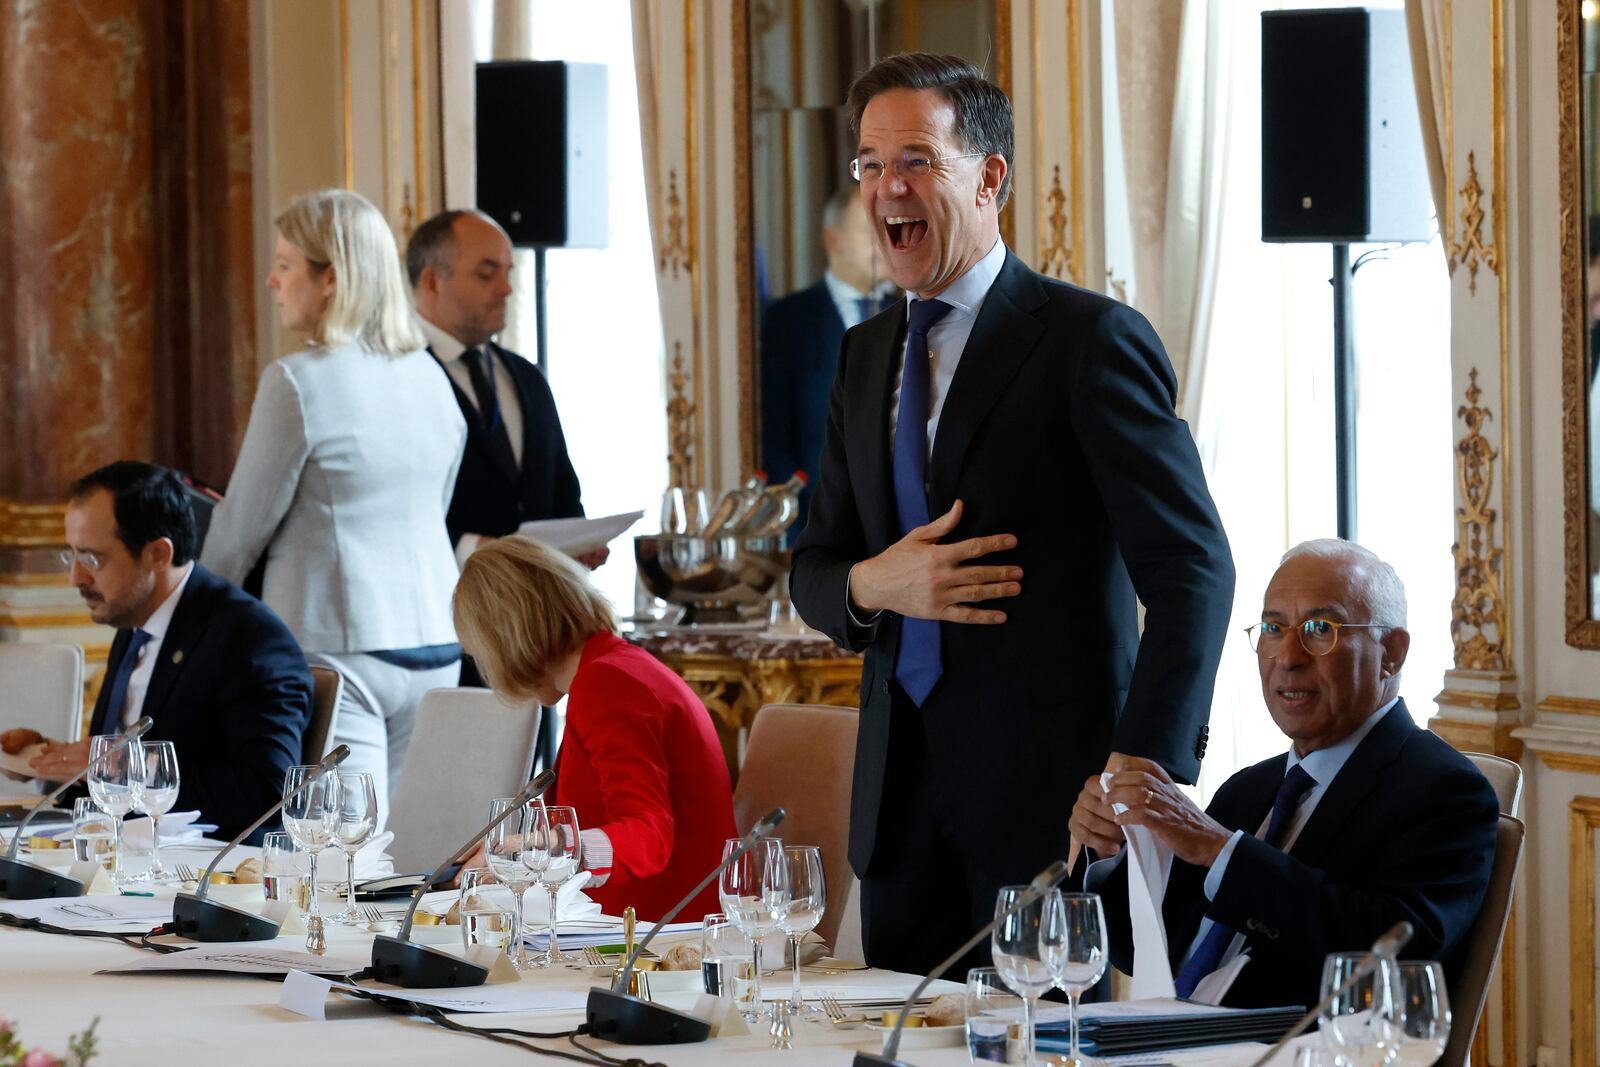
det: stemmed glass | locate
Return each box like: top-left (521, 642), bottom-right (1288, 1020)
top-left (485, 797), bottom-right (538, 970)
top-left (1043, 892), bottom-right (1108, 1067)
top-left (777, 846), bottom-right (826, 1015)
top-left (86, 735), bottom-right (137, 886)
top-left (330, 771), bottom-right (377, 925)
top-left (1387, 961), bottom-right (1452, 1067)
top-left (282, 765), bottom-right (340, 938)
top-left (719, 837), bottom-right (789, 1021)
top-left (526, 804), bottom-right (582, 966)
top-left (992, 885), bottom-right (1063, 1067)
top-left (131, 740), bottom-right (179, 884)
top-left (1320, 951), bottom-right (1402, 1067)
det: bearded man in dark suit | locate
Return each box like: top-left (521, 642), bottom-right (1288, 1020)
top-left (789, 53), bottom-right (1235, 975)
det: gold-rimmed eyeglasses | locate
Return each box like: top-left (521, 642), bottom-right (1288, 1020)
top-left (849, 151), bottom-right (986, 182)
top-left (1243, 618), bottom-right (1388, 657)
top-left (58, 548), bottom-right (109, 573)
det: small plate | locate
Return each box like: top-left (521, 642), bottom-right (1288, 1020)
top-left (865, 1018), bottom-right (965, 1053)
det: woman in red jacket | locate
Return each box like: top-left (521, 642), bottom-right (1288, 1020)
top-left (453, 537), bottom-right (736, 921)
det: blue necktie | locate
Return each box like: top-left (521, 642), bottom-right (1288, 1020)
top-left (891, 298), bottom-right (954, 706)
top-left (1173, 763), bottom-right (1317, 999)
top-left (101, 629), bottom-right (152, 732)
top-left (855, 297), bottom-right (877, 324)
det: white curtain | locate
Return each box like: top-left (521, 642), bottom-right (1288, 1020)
top-left (1403, 0), bottom-right (1452, 244)
top-left (631, 0), bottom-right (665, 287)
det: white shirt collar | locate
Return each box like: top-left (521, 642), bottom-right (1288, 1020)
top-left (417, 315), bottom-right (473, 364)
top-left (823, 270), bottom-right (870, 305)
top-left (908, 235), bottom-right (1007, 320)
top-left (138, 562), bottom-right (195, 643)
top-left (1286, 695), bottom-right (1401, 786)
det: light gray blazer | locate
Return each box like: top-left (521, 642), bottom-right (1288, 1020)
top-left (201, 343), bottom-right (467, 654)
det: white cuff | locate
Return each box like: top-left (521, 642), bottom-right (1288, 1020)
top-left (579, 827), bottom-right (613, 888)
top-left (1202, 830), bottom-right (1246, 901)
top-left (454, 532), bottom-right (486, 570)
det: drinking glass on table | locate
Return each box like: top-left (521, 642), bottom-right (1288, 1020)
top-left (992, 885), bottom-right (1063, 1067)
top-left (485, 797), bottom-right (538, 970)
top-left (1387, 961), bottom-right (1451, 1067)
top-left (130, 740), bottom-right (180, 883)
top-left (329, 771), bottom-right (377, 925)
top-left (965, 967), bottom-right (1024, 1063)
top-left (719, 836), bottom-right (788, 1021)
top-left (700, 912), bottom-right (749, 998)
top-left (86, 734), bottom-right (137, 886)
top-left (459, 865), bottom-right (517, 956)
top-left (1043, 892), bottom-right (1108, 1067)
top-left (777, 845), bottom-right (826, 1015)
top-left (1319, 951), bottom-right (1401, 1067)
top-left (71, 797), bottom-right (116, 870)
top-left (526, 804), bottom-right (582, 966)
top-left (282, 765), bottom-right (340, 934)
top-left (262, 831), bottom-right (310, 908)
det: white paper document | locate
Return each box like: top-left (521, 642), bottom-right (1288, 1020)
top-left (98, 943), bottom-right (364, 976)
top-left (0, 894), bottom-right (172, 933)
top-left (279, 970), bottom-right (591, 1018)
top-left (515, 511), bottom-right (644, 557)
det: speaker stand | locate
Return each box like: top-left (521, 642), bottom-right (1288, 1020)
top-left (1331, 243), bottom-right (1357, 541)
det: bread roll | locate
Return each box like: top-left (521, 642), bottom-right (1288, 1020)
top-left (232, 857), bottom-right (263, 884)
top-left (659, 943), bottom-right (702, 971)
top-left (1, 728), bottom-right (43, 755)
top-left (925, 993), bottom-right (964, 1027)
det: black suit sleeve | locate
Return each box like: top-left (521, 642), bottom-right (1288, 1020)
top-left (523, 366), bottom-right (584, 519)
top-left (1069, 303), bottom-right (1235, 782)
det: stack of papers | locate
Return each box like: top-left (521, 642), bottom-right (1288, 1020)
top-left (1034, 999), bottom-right (1303, 1055)
top-left (0, 895), bottom-right (173, 934)
top-left (522, 919), bottom-right (701, 952)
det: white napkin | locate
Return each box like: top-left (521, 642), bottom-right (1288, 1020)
top-left (1100, 772), bottom-right (1177, 999)
top-left (323, 831), bottom-right (397, 880)
top-left (522, 870), bottom-right (602, 925)
top-left (121, 811), bottom-right (205, 849)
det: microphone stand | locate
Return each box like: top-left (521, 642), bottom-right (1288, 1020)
top-left (854, 858), bottom-right (1072, 1067)
top-left (585, 807), bottom-right (787, 1046)
top-left (168, 745), bottom-right (351, 942)
top-left (0, 717), bottom-right (154, 900)
top-left (368, 769), bottom-right (557, 988)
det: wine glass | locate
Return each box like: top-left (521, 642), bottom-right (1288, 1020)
top-left (660, 486), bottom-right (709, 535)
top-left (282, 765), bottom-right (340, 937)
top-left (130, 740), bottom-right (180, 883)
top-left (485, 797), bottom-right (538, 970)
top-left (526, 804), bottom-right (582, 966)
top-left (777, 846), bottom-right (826, 1014)
top-left (1388, 961), bottom-right (1451, 1067)
top-left (329, 771), bottom-right (377, 925)
top-left (1320, 951), bottom-right (1401, 1067)
top-left (719, 837), bottom-right (788, 1021)
top-left (86, 735), bottom-right (137, 886)
top-left (992, 885), bottom-right (1062, 1067)
top-left (1044, 892), bottom-right (1109, 1067)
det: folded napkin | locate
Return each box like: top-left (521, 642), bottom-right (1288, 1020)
top-left (122, 811), bottom-right (206, 850)
top-left (318, 831), bottom-right (397, 880)
top-left (523, 870), bottom-right (602, 925)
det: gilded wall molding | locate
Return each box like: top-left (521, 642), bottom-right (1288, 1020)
top-left (1451, 369), bottom-right (1509, 671)
top-left (658, 168), bottom-right (691, 280)
top-left (1539, 695), bottom-right (1600, 718)
top-left (1448, 150), bottom-right (1499, 295)
top-left (667, 342), bottom-right (697, 491)
top-left (1542, 750), bottom-right (1600, 775)
top-left (0, 500), bottom-right (67, 549)
top-left (1038, 164), bottom-right (1074, 280)
top-left (1030, 0), bottom-right (1085, 287)
top-left (1570, 796), bottom-right (1600, 1067)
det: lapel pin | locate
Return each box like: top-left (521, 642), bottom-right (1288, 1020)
top-left (171, 650), bottom-right (184, 665)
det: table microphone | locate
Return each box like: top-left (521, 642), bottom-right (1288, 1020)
top-left (0, 717), bottom-right (154, 900)
top-left (1240, 920), bottom-right (1415, 1067)
top-left (368, 768), bottom-right (557, 988)
top-left (853, 858), bottom-right (1072, 1067)
top-left (168, 744), bottom-right (350, 942)
top-left (585, 806), bottom-right (787, 1045)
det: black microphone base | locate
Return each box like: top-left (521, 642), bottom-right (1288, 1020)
top-left (369, 934), bottom-right (489, 988)
top-left (585, 987), bottom-right (711, 1045)
top-left (0, 856), bottom-right (88, 900)
top-left (852, 1056), bottom-right (912, 1067)
top-left (170, 892), bottom-right (281, 941)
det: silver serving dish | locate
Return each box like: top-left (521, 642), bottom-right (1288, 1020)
top-left (634, 534), bottom-right (789, 625)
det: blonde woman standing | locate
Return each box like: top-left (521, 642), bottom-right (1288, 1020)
top-left (202, 189), bottom-right (466, 826)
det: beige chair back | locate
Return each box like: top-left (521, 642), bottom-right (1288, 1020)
top-left (1464, 751), bottom-right (1522, 817)
top-left (0, 643), bottom-right (84, 799)
top-left (1441, 813), bottom-right (1524, 1067)
top-left (385, 688), bottom-right (541, 872)
top-left (302, 665), bottom-right (344, 763)
top-left (733, 703), bottom-right (858, 950)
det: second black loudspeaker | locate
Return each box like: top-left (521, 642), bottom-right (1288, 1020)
top-left (1261, 8), bottom-right (1430, 244)
top-left (476, 60), bottom-right (609, 249)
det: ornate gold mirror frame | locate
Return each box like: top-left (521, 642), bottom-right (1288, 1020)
top-left (1560, 0), bottom-right (1600, 649)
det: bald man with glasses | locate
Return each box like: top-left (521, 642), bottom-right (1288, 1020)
top-left (1069, 539), bottom-right (1498, 1010)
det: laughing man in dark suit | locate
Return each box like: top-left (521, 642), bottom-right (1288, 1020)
top-left (22, 462), bottom-right (312, 845)
top-left (1071, 540), bottom-right (1497, 1009)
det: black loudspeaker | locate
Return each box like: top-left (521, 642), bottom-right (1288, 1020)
top-left (1261, 8), bottom-right (1431, 244)
top-left (475, 60), bottom-right (609, 249)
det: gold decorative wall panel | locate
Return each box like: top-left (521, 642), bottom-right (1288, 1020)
top-left (1451, 369), bottom-right (1509, 671)
top-left (1448, 150), bottom-right (1499, 296)
top-left (1569, 797), bottom-right (1600, 1067)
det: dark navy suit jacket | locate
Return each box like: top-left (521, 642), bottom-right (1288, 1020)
top-left (1088, 700), bottom-right (1499, 1010)
top-left (87, 564), bottom-right (313, 845)
top-left (760, 280), bottom-right (846, 536)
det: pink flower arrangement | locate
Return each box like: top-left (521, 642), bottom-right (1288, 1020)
top-left (0, 1019), bottom-right (96, 1067)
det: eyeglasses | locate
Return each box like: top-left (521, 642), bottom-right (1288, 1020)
top-left (849, 151), bottom-right (986, 182)
top-left (59, 548), bottom-right (109, 573)
top-left (1243, 618), bottom-right (1388, 657)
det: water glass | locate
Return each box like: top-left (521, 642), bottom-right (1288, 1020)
top-left (459, 866), bottom-right (517, 955)
top-left (262, 831), bottom-right (310, 908)
top-left (992, 885), bottom-right (1062, 1067)
top-left (719, 837), bottom-right (788, 1020)
top-left (777, 846), bottom-right (826, 1013)
top-left (965, 967), bottom-right (1024, 1063)
top-left (1319, 951), bottom-right (1401, 1067)
top-left (86, 735), bottom-right (136, 885)
top-left (1388, 960), bottom-right (1451, 1067)
top-left (282, 765), bottom-right (340, 930)
top-left (1044, 892), bottom-right (1108, 1067)
top-left (485, 797), bottom-right (537, 969)
top-left (131, 740), bottom-right (179, 883)
top-left (526, 804), bottom-right (582, 966)
top-left (700, 912), bottom-right (749, 998)
top-left (330, 771), bottom-right (377, 925)
top-left (71, 797), bottom-right (116, 870)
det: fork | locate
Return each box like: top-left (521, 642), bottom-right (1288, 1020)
top-left (174, 862), bottom-right (200, 884)
top-left (360, 903), bottom-right (385, 925)
top-left (822, 995), bottom-right (865, 1029)
top-left (583, 945), bottom-right (608, 967)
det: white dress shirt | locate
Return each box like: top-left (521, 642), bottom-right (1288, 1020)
top-left (419, 316), bottom-right (525, 468)
top-left (823, 271), bottom-right (898, 331)
top-left (118, 563), bottom-right (195, 728)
